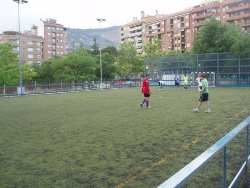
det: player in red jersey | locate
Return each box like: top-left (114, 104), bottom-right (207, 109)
top-left (140, 74), bottom-right (151, 108)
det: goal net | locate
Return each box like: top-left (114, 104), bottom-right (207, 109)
top-left (190, 72), bottom-right (216, 87)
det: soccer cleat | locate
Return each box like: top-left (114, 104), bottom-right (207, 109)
top-left (193, 108), bottom-right (199, 112)
top-left (140, 103), bottom-right (143, 107)
top-left (147, 106), bottom-right (151, 109)
top-left (205, 109), bottom-right (211, 113)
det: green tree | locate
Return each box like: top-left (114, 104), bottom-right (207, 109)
top-left (22, 63), bottom-right (38, 82)
top-left (32, 58), bottom-right (59, 83)
top-left (0, 43), bottom-right (19, 86)
top-left (102, 46), bottom-right (118, 57)
top-left (143, 36), bottom-right (166, 57)
top-left (117, 41), bottom-right (143, 77)
top-left (96, 52), bottom-right (117, 81)
top-left (51, 48), bottom-right (97, 82)
top-left (90, 37), bottom-right (99, 55)
top-left (192, 16), bottom-right (250, 56)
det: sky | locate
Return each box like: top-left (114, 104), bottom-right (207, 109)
top-left (0, 0), bottom-right (204, 37)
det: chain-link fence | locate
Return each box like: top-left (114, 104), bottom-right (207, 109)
top-left (145, 52), bottom-right (250, 86)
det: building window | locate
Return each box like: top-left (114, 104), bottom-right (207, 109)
top-left (48, 27), bottom-right (50, 29)
top-left (48, 51), bottom-right (51, 54)
top-left (37, 55), bottom-right (41, 58)
top-left (48, 45), bottom-right (51, 47)
top-left (37, 48), bottom-right (40, 52)
top-left (28, 54), bottom-right (33, 58)
top-left (37, 42), bottom-right (40, 46)
top-left (28, 48), bottom-right (33, 52)
top-left (48, 33), bottom-right (50, 35)
top-left (28, 41), bottom-right (33, 45)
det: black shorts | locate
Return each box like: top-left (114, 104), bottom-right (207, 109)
top-left (175, 83), bottom-right (179, 86)
top-left (199, 93), bottom-right (209, 102)
top-left (144, 93), bottom-right (150, 97)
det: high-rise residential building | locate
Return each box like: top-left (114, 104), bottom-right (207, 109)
top-left (119, 0), bottom-right (250, 54)
top-left (164, 10), bottom-right (192, 53)
top-left (41, 18), bottom-right (67, 61)
top-left (144, 11), bottom-right (167, 49)
top-left (119, 11), bottom-right (165, 54)
top-left (221, 0), bottom-right (250, 33)
top-left (0, 25), bottom-right (43, 64)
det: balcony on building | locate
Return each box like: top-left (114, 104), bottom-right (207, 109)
top-left (225, 1), bottom-right (249, 13)
top-left (130, 31), bottom-right (142, 37)
top-left (194, 21), bottom-right (204, 27)
top-left (241, 20), bottom-right (250, 26)
top-left (136, 43), bottom-right (143, 48)
top-left (130, 25), bottom-right (142, 32)
top-left (225, 12), bottom-right (250, 21)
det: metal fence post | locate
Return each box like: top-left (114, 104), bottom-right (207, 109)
top-left (223, 146), bottom-right (227, 188)
top-left (246, 125), bottom-right (249, 174)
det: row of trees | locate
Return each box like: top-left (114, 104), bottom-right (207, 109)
top-left (0, 16), bottom-right (249, 86)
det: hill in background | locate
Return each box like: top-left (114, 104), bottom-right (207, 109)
top-left (66, 26), bottom-right (120, 52)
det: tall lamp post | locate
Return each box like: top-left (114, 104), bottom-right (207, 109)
top-left (97, 18), bottom-right (105, 88)
top-left (13, 0), bottom-right (28, 96)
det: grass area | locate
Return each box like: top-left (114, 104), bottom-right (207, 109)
top-left (0, 86), bottom-right (250, 188)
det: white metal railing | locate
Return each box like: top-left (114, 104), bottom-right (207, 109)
top-left (158, 116), bottom-right (250, 188)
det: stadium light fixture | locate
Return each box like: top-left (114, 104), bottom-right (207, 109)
top-left (13, 0), bottom-right (28, 96)
top-left (97, 18), bottom-right (106, 88)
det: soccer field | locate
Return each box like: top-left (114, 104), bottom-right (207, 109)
top-left (0, 87), bottom-right (249, 188)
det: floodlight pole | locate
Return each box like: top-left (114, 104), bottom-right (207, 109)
top-left (13, 0), bottom-right (28, 96)
top-left (97, 18), bottom-right (106, 88)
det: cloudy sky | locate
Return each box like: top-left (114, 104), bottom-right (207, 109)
top-left (1, 0), bottom-right (203, 36)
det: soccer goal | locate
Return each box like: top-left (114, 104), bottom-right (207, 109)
top-left (190, 72), bottom-right (216, 87)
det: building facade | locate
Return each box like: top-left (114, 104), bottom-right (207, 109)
top-left (41, 18), bottom-right (67, 61)
top-left (0, 26), bottom-right (43, 64)
top-left (119, 11), bottom-right (166, 54)
top-left (221, 0), bottom-right (250, 33)
top-left (119, 0), bottom-right (250, 54)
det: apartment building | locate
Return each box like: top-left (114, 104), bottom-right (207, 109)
top-left (144, 11), bottom-right (166, 49)
top-left (41, 18), bottom-right (67, 61)
top-left (119, 11), bottom-right (165, 54)
top-left (221, 0), bottom-right (250, 33)
top-left (165, 10), bottom-right (192, 53)
top-left (119, 0), bottom-right (249, 54)
top-left (0, 26), bottom-right (43, 64)
top-left (191, 1), bottom-right (221, 32)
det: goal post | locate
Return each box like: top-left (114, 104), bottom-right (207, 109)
top-left (190, 72), bottom-right (216, 87)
